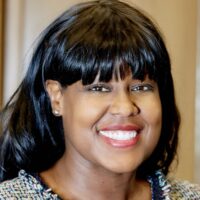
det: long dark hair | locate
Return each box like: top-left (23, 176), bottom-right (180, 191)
top-left (0, 0), bottom-right (180, 181)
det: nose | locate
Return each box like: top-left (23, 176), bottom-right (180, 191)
top-left (109, 91), bottom-right (140, 117)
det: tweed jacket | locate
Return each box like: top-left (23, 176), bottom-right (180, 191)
top-left (0, 170), bottom-right (199, 199)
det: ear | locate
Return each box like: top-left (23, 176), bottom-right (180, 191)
top-left (45, 80), bottom-right (63, 116)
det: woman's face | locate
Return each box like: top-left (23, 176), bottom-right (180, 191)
top-left (47, 73), bottom-right (162, 174)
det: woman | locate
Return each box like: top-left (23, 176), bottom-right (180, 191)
top-left (0, 0), bottom-right (199, 199)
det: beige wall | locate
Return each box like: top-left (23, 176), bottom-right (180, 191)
top-left (3, 0), bottom-right (198, 183)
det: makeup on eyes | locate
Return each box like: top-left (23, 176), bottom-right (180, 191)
top-left (131, 83), bottom-right (154, 92)
top-left (84, 83), bottom-right (112, 92)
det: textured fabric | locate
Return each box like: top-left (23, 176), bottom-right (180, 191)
top-left (169, 179), bottom-right (200, 199)
top-left (0, 170), bottom-right (199, 199)
top-left (0, 170), bottom-right (59, 199)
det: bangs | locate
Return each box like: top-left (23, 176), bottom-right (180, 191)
top-left (43, 1), bottom-right (168, 86)
top-left (60, 42), bottom-right (158, 86)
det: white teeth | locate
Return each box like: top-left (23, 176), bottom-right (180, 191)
top-left (99, 130), bottom-right (137, 140)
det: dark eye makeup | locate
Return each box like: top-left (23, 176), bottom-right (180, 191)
top-left (131, 83), bottom-right (154, 92)
top-left (85, 83), bottom-right (112, 92)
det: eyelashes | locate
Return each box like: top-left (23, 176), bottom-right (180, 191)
top-left (131, 84), bottom-right (154, 92)
top-left (84, 83), bottom-right (154, 93)
top-left (85, 83), bottom-right (112, 92)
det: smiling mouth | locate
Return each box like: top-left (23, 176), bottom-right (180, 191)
top-left (97, 124), bottom-right (141, 148)
top-left (98, 130), bottom-right (140, 148)
top-left (99, 130), bottom-right (137, 140)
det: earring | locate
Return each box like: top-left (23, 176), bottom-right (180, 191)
top-left (53, 110), bottom-right (61, 117)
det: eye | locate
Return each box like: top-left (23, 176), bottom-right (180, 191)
top-left (86, 84), bottom-right (111, 92)
top-left (131, 84), bottom-right (154, 92)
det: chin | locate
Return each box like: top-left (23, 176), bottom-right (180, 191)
top-left (102, 162), bottom-right (140, 175)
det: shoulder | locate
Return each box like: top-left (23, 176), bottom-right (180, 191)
top-left (0, 170), bottom-right (57, 199)
top-left (168, 178), bottom-right (200, 199)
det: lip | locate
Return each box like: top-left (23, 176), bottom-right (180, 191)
top-left (98, 124), bottom-right (141, 132)
top-left (100, 134), bottom-right (140, 148)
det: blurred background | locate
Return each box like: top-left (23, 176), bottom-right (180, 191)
top-left (0, 0), bottom-right (199, 184)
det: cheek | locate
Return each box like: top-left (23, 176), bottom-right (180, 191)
top-left (62, 97), bottom-right (109, 134)
top-left (139, 97), bottom-right (162, 153)
top-left (141, 96), bottom-right (162, 127)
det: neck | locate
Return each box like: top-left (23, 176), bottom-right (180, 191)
top-left (40, 151), bottom-right (151, 200)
